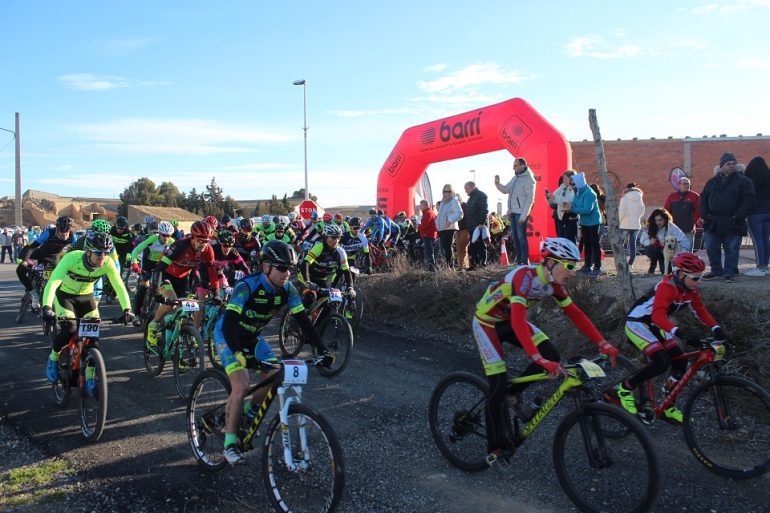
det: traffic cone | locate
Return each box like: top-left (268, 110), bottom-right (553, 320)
top-left (500, 239), bottom-right (510, 266)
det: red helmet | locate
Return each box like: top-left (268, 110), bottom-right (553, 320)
top-left (190, 220), bottom-right (212, 238)
top-left (204, 215), bottom-right (219, 229)
top-left (322, 212), bottom-right (332, 222)
top-left (334, 212), bottom-right (343, 220)
top-left (672, 252), bottom-right (706, 274)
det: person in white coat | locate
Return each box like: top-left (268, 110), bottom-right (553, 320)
top-left (436, 184), bottom-right (464, 267)
top-left (546, 170), bottom-right (577, 243)
top-left (618, 183), bottom-right (646, 266)
top-left (639, 208), bottom-right (691, 274)
top-left (495, 158), bottom-right (536, 264)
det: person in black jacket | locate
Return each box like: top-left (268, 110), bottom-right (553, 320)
top-left (464, 181), bottom-right (489, 269)
top-left (700, 152), bottom-right (755, 282)
top-left (744, 156), bottom-right (770, 276)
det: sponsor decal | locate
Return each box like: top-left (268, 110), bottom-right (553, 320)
top-left (382, 148), bottom-right (405, 177)
top-left (499, 115), bottom-right (532, 153)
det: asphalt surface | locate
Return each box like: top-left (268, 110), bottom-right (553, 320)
top-left (1, 264), bottom-right (769, 513)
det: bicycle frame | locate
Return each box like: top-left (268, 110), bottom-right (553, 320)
top-left (158, 298), bottom-right (199, 357)
top-left (58, 319), bottom-right (99, 384)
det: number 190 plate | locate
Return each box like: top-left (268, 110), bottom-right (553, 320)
top-left (78, 319), bottom-right (101, 338)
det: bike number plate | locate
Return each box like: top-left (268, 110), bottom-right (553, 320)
top-left (234, 270), bottom-right (245, 281)
top-left (329, 288), bottom-right (343, 303)
top-left (282, 360), bottom-right (308, 385)
top-left (78, 319), bottom-right (101, 338)
top-left (181, 299), bottom-right (200, 312)
top-left (577, 359), bottom-right (606, 379)
top-left (43, 270), bottom-right (52, 280)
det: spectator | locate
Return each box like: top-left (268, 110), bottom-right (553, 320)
top-left (619, 183), bottom-right (646, 266)
top-left (455, 197), bottom-right (470, 271)
top-left (0, 229), bottom-right (11, 263)
top-left (700, 152), bottom-right (756, 282)
top-left (567, 172), bottom-right (602, 277)
top-left (546, 170), bottom-right (577, 242)
top-left (664, 176), bottom-right (700, 250)
top-left (743, 156), bottom-right (770, 276)
top-left (11, 228), bottom-right (25, 261)
top-left (418, 200), bottom-right (438, 271)
top-left (495, 157), bottom-right (536, 264)
top-left (464, 181), bottom-right (489, 269)
top-left (590, 183), bottom-right (608, 244)
top-left (639, 208), bottom-right (690, 274)
top-left (27, 225), bottom-right (38, 243)
top-left (436, 184), bottom-right (463, 267)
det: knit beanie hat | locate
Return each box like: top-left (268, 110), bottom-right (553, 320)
top-left (572, 172), bottom-right (587, 189)
top-left (719, 152), bottom-right (737, 167)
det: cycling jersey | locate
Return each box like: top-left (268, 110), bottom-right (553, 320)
top-left (234, 231), bottom-right (261, 262)
top-left (332, 220), bottom-right (350, 233)
top-left (131, 233), bottom-right (173, 268)
top-left (340, 231), bottom-right (369, 263)
top-left (110, 226), bottom-right (134, 257)
top-left (155, 236), bottom-right (218, 289)
top-left (361, 216), bottom-right (386, 241)
top-left (265, 232), bottom-right (292, 243)
top-left (19, 227), bottom-right (76, 262)
top-left (301, 242), bottom-right (351, 286)
top-left (257, 222), bottom-right (275, 241)
top-left (627, 275), bottom-right (717, 335)
top-left (42, 250), bottom-right (130, 310)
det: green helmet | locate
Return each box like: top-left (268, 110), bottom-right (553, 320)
top-left (91, 218), bottom-right (111, 234)
top-left (169, 219), bottom-right (179, 228)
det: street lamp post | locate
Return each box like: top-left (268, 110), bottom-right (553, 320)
top-left (1, 113), bottom-right (21, 226)
top-left (469, 169), bottom-right (476, 183)
top-left (292, 79), bottom-right (309, 201)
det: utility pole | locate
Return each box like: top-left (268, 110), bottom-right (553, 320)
top-left (0, 113), bottom-right (21, 226)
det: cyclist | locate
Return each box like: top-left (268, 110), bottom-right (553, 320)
top-left (299, 224), bottom-right (355, 310)
top-left (265, 223), bottom-right (292, 243)
top-left (287, 212), bottom-right (307, 242)
top-left (257, 214), bottom-right (275, 241)
top-left (340, 217), bottom-right (371, 274)
top-left (234, 218), bottom-right (261, 268)
top-left (142, 215), bottom-right (156, 236)
top-left (331, 212), bottom-right (350, 233)
top-left (472, 237), bottom-right (619, 468)
top-left (17, 215), bottom-right (76, 310)
top-left (130, 221), bottom-right (176, 321)
top-left (214, 240), bottom-right (333, 464)
top-left (110, 216), bottom-right (135, 268)
top-left (146, 220), bottom-right (218, 346)
top-left (303, 212), bottom-right (324, 248)
top-left (41, 233), bottom-right (134, 388)
top-left (616, 252), bottom-right (729, 424)
top-left (130, 222), bottom-right (143, 239)
top-left (220, 214), bottom-right (237, 233)
top-left (169, 219), bottom-right (183, 240)
top-left (362, 208), bottom-right (386, 244)
top-left (204, 215), bottom-right (220, 233)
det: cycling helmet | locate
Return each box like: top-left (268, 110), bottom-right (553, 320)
top-left (369, 208), bottom-right (377, 216)
top-left (349, 216), bottom-right (362, 228)
top-left (216, 230), bottom-right (235, 246)
top-left (205, 215), bottom-right (219, 229)
top-left (190, 220), bottom-right (213, 238)
top-left (334, 212), bottom-right (343, 221)
top-left (239, 218), bottom-right (254, 231)
top-left (131, 223), bottom-right (142, 232)
top-left (272, 215), bottom-right (280, 224)
top-left (84, 232), bottom-right (114, 253)
top-left (157, 221), bottom-right (175, 236)
top-left (115, 216), bottom-right (129, 229)
top-left (275, 223), bottom-right (286, 232)
top-left (55, 216), bottom-right (73, 232)
top-left (287, 212), bottom-right (297, 220)
top-left (261, 240), bottom-right (298, 268)
top-left (396, 210), bottom-right (406, 219)
top-left (169, 219), bottom-right (179, 228)
top-left (410, 215), bottom-right (417, 222)
top-left (262, 214), bottom-right (271, 223)
top-left (672, 252), bottom-right (706, 274)
top-left (310, 211), bottom-right (319, 220)
top-left (323, 224), bottom-right (343, 237)
top-left (322, 212), bottom-right (332, 222)
top-left (91, 218), bottom-right (111, 234)
top-left (143, 215), bottom-right (155, 224)
top-left (146, 221), bottom-right (158, 233)
top-left (540, 237), bottom-right (582, 261)
top-left (377, 209), bottom-right (385, 216)
top-left (221, 214), bottom-right (231, 224)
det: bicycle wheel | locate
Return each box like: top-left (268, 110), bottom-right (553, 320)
top-left (16, 292), bottom-right (30, 324)
top-left (553, 402), bottom-right (660, 513)
top-left (143, 321), bottom-right (165, 377)
top-left (683, 375), bottom-right (770, 479)
top-left (428, 371), bottom-right (490, 472)
top-left (173, 325), bottom-right (206, 400)
top-left (262, 403), bottom-right (345, 513)
top-left (316, 313), bottom-right (353, 377)
top-left (205, 328), bottom-right (224, 370)
top-left (80, 347), bottom-right (108, 442)
top-left (350, 287), bottom-right (364, 330)
top-left (278, 309), bottom-right (304, 358)
top-left (186, 369), bottom-right (231, 472)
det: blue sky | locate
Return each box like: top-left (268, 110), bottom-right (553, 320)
top-left (2, 1), bottom-right (769, 209)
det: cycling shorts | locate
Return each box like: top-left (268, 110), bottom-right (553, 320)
top-left (215, 335), bottom-right (275, 376)
top-left (472, 318), bottom-right (548, 376)
top-left (161, 273), bottom-right (189, 299)
top-left (625, 321), bottom-right (677, 357)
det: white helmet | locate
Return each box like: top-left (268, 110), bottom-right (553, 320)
top-left (157, 221), bottom-right (174, 236)
top-left (540, 237), bottom-right (581, 261)
top-left (262, 214), bottom-right (271, 223)
top-left (287, 212), bottom-right (297, 220)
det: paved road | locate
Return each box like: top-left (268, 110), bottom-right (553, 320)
top-left (0, 264), bottom-right (768, 513)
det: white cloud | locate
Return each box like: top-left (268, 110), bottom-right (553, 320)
top-left (564, 35), bottom-right (642, 59)
top-left (69, 118), bottom-right (294, 155)
top-left (59, 73), bottom-right (129, 91)
top-left (417, 63), bottom-right (528, 92)
top-left (424, 63), bottom-right (449, 72)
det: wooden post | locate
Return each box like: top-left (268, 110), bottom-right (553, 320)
top-left (588, 109), bottom-right (636, 309)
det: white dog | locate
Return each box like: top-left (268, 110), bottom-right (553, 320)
top-left (663, 235), bottom-right (680, 274)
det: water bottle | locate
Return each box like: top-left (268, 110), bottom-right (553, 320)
top-left (662, 376), bottom-right (678, 395)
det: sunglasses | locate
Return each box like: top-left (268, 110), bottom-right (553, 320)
top-left (550, 257), bottom-right (578, 271)
top-left (221, 244), bottom-right (233, 249)
top-left (89, 250), bottom-right (109, 256)
top-left (272, 264), bottom-right (292, 273)
top-left (685, 273), bottom-right (702, 281)
top-left (159, 233), bottom-right (170, 238)
top-left (351, 227), bottom-right (360, 230)
top-left (328, 235), bottom-right (341, 240)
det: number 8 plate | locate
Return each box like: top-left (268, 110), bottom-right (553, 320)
top-left (282, 360), bottom-right (308, 384)
top-left (78, 319), bottom-right (101, 338)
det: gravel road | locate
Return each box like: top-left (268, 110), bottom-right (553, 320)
top-left (1, 265), bottom-right (768, 513)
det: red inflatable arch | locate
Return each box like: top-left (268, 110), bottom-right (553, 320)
top-left (376, 97), bottom-right (572, 261)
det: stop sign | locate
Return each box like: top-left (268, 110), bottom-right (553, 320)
top-left (298, 200), bottom-right (320, 220)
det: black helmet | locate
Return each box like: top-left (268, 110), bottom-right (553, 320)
top-left (115, 216), bottom-right (129, 229)
top-left (272, 215), bottom-right (280, 224)
top-left (369, 208), bottom-right (377, 216)
top-left (221, 214), bottom-right (231, 224)
top-left (131, 223), bottom-right (142, 232)
top-left (56, 216), bottom-right (73, 232)
top-left (349, 216), bottom-right (362, 228)
top-left (216, 230), bottom-right (235, 246)
top-left (377, 209), bottom-right (385, 216)
top-left (239, 218), bottom-right (253, 231)
top-left (261, 240), bottom-right (297, 268)
top-left (84, 232), bottom-right (114, 253)
top-left (275, 223), bottom-right (286, 232)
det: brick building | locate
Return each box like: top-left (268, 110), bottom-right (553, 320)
top-left (570, 135), bottom-right (770, 207)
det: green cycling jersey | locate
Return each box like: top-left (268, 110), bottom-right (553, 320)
top-left (42, 250), bottom-right (131, 310)
top-left (130, 233), bottom-right (174, 264)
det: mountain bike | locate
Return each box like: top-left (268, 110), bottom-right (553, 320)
top-left (201, 287), bottom-right (236, 370)
top-left (143, 296), bottom-right (206, 400)
top-left (16, 262), bottom-right (53, 324)
top-left (186, 359), bottom-right (345, 513)
top-left (368, 241), bottom-right (393, 273)
top-left (603, 339), bottom-right (770, 480)
top-left (428, 356), bottom-right (660, 513)
top-left (51, 316), bottom-right (127, 442)
top-left (277, 287), bottom-right (353, 376)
